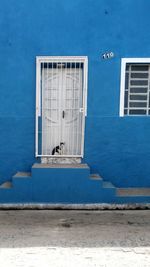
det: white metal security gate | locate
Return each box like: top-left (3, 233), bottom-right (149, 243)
top-left (36, 57), bottom-right (88, 158)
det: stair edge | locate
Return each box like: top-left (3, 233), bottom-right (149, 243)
top-left (32, 163), bottom-right (90, 169)
top-left (0, 181), bottom-right (13, 189)
top-left (103, 181), bottom-right (115, 188)
top-left (13, 172), bottom-right (31, 178)
top-left (117, 188), bottom-right (150, 197)
top-left (90, 174), bottom-right (103, 180)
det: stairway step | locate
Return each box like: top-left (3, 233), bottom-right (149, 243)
top-left (117, 188), bottom-right (150, 197)
top-left (13, 172), bottom-right (31, 178)
top-left (0, 181), bottom-right (13, 189)
top-left (103, 181), bottom-right (115, 188)
top-left (90, 174), bottom-right (103, 180)
top-left (32, 163), bottom-right (89, 169)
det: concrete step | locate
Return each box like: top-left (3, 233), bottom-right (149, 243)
top-left (11, 172), bottom-right (32, 202)
top-left (31, 163), bottom-right (91, 202)
top-left (103, 181), bottom-right (115, 188)
top-left (117, 188), bottom-right (150, 197)
top-left (90, 174), bottom-right (103, 180)
top-left (12, 172), bottom-right (32, 187)
top-left (32, 163), bottom-right (89, 169)
top-left (0, 181), bottom-right (13, 189)
top-left (13, 172), bottom-right (31, 178)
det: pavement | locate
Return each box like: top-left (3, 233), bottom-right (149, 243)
top-left (0, 209), bottom-right (149, 267)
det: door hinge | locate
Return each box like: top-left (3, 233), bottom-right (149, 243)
top-left (79, 108), bottom-right (84, 113)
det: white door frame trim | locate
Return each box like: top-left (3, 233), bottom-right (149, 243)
top-left (35, 56), bottom-right (88, 158)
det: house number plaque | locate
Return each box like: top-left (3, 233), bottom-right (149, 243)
top-left (102, 52), bottom-right (114, 59)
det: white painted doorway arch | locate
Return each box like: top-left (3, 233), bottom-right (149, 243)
top-left (36, 56), bottom-right (88, 159)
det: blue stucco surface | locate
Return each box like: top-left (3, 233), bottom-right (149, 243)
top-left (0, 164), bottom-right (150, 204)
top-left (0, 0), bottom-right (150, 203)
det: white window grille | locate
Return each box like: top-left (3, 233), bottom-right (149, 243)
top-left (36, 56), bottom-right (88, 158)
top-left (120, 58), bottom-right (150, 116)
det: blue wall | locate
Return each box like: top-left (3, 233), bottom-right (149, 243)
top-left (0, 0), bottom-right (150, 187)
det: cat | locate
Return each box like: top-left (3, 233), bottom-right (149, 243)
top-left (52, 142), bottom-right (65, 155)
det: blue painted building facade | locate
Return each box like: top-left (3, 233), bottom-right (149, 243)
top-left (0, 0), bottom-right (150, 204)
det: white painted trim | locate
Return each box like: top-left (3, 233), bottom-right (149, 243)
top-left (35, 57), bottom-right (41, 157)
top-left (36, 56), bottom-right (88, 63)
top-left (120, 59), bottom-right (126, 116)
top-left (121, 58), bottom-right (150, 63)
top-left (84, 56), bottom-right (88, 116)
top-left (35, 56), bottom-right (88, 158)
top-left (37, 155), bottom-right (83, 158)
top-left (119, 58), bottom-right (150, 117)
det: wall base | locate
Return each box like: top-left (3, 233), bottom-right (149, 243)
top-left (0, 203), bottom-right (150, 210)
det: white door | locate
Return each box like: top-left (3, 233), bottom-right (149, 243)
top-left (41, 66), bottom-right (85, 157)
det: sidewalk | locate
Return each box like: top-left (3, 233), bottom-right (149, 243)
top-left (0, 210), bottom-right (149, 267)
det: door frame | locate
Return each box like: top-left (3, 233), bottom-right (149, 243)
top-left (35, 56), bottom-right (88, 158)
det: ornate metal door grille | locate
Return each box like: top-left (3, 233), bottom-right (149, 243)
top-left (36, 56), bottom-right (88, 158)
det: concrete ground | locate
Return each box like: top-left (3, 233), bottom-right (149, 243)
top-left (0, 210), bottom-right (149, 267)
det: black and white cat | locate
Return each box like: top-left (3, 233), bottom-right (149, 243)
top-left (52, 142), bottom-right (65, 155)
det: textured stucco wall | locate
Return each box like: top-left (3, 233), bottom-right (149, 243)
top-left (0, 0), bottom-right (150, 187)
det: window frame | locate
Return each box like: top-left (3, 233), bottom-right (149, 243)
top-left (120, 58), bottom-right (150, 117)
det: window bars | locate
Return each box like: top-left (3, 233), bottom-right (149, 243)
top-left (120, 59), bottom-right (150, 116)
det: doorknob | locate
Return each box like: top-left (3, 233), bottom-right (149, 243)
top-left (62, 110), bottom-right (65, 118)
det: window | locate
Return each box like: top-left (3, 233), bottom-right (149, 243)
top-left (120, 58), bottom-right (150, 116)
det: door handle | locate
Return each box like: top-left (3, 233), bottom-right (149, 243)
top-left (62, 110), bottom-right (65, 118)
